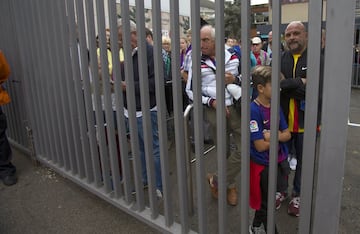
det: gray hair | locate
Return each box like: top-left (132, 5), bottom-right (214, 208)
top-left (117, 18), bottom-right (137, 32)
top-left (201, 25), bottom-right (216, 40)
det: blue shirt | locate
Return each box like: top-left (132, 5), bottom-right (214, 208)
top-left (250, 101), bottom-right (289, 165)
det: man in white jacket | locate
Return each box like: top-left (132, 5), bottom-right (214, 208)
top-left (185, 25), bottom-right (242, 206)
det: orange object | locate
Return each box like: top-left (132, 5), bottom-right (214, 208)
top-left (0, 51), bottom-right (11, 82)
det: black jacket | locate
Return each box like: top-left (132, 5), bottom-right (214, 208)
top-left (280, 49), bottom-right (324, 130)
top-left (121, 42), bottom-right (156, 111)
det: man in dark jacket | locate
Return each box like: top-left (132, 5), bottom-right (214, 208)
top-left (117, 20), bottom-right (162, 198)
top-left (279, 21), bottom-right (324, 217)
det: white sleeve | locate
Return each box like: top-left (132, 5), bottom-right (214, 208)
top-left (185, 66), bottom-right (212, 106)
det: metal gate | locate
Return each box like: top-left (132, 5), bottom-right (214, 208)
top-left (0, 0), bottom-right (356, 233)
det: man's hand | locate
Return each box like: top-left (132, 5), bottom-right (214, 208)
top-left (211, 99), bottom-right (230, 118)
top-left (224, 72), bottom-right (236, 85)
top-left (263, 130), bottom-right (270, 142)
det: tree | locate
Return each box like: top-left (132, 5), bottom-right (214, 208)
top-left (224, 0), bottom-right (242, 39)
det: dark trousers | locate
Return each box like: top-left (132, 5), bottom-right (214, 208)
top-left (252, 162), bottom-right (289, 233)
top-left (0, 107), bottom-right (16, 178)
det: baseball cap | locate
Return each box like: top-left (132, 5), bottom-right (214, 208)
top-left (251, 37), bottom-right (262, 44)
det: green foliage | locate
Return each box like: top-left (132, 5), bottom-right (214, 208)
top-left (224, 0), bottom-right (242, 39)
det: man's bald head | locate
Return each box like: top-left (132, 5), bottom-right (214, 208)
top-left (284, 21), bottom-right (308, 54)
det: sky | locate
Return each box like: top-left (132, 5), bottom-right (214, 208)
top-left (250, 0), bottom-right (269, 5)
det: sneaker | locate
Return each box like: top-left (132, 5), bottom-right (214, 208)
top-left (207, 173), bottom-right (218, 199)
top-left (288, 196), bottom-right (300, 217)
top-left (275, 192), bottom-right (288, 210)
top-left (1, 174), bottom-right (17, 186)
top-left (227, 187), bottom-right (238, 206)
top-left (249, 225), bottom-right (266, 234)
top-left (289, 157), bottom-right (297, 171)
top-left (156, 189), bottom-right (163, 199)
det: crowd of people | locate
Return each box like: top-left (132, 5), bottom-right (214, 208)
top-left (182, 21), bottom-right (321, 234)
top-left (91, 18), bottom-right (323, 233)
top-left (0, 16), bottom-right (323, 233)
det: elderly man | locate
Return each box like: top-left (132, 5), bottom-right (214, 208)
top-left (117, 20), bottom-right (162, 198)
top-left (278, 21), bottom-right (324, 217)
top-left (251, 36), bottom-right (271, 66)
top-left (185, 25), bottom-right (242, 206)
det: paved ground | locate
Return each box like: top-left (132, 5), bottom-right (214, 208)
top-left (1, 88), bottom-right (360, 234)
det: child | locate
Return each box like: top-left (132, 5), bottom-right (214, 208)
top-left (249, 66), bottom-right (291, 234)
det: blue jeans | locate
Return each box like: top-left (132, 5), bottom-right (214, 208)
top-left (127, 111), bottom-right (162, 191)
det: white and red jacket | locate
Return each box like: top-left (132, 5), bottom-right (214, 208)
top-left (185, 49), bottom-right (239, 107)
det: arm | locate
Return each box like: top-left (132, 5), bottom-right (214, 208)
top-left (254, 128), bottom-right (290, 152)
top-left (185, 66), bottom-right (214, 107)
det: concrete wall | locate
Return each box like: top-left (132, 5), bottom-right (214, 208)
top-left (269, 2), bottom-right (327, 24)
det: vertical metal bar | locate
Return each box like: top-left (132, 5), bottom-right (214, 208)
top-left (184, 105), bottom-right (193, 217)
top-left (18, 1), bottom-right (41, 159)
top-left (49, 0), bottom-right (73, 172)
top-left (151, 0), bottom-right (174, 225)
top-left (35, 0), bottom-right (61, 163)
top-left (66, 0), bottom-right (92, 180)
top-left (85, 0), bottom-right (112, 192)
top-left (267, 1), bottom-right (281, 233)
top-left (240, 0), bottom-right (251, 233)
top-left (190, 1), bottom-right (207, 233)
top-left (169, 0), bottom-right (190, 232)
top-left (299, 0), bottom-right (323, 233)
top-left (55, 0), bottom-right (81, 176)
top-left (214, 1), bottom-right (227, 233)
top-left (98, 1), bottom-right (120, 197)
top-left (13, 0), bottom-right (47, 160)
top-left (95, 0), bottom-right (119, 195)
top-left (120, 0), bottom-right (145, 210)
top-left (108, 0), bottom-right (128, 199)
top-left (312, 0), bottom-right (356, 233)
top-left (75, 0), bottom-right (101, 186)
top-left (134, 0), bottom-right (158, 216)
top-left (42, 0), bottom-right (67, 168)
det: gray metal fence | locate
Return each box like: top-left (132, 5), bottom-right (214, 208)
top-left (0, 0), bottom-right (356, 233)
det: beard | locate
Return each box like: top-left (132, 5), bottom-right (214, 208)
top-left (288, 41), bottom-right (303, 54)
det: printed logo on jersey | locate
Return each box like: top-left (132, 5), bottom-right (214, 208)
top-left (250, 120), bottom-right (259, 132)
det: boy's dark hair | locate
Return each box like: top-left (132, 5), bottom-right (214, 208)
top-left (251, 65), bottom-right (272, 90)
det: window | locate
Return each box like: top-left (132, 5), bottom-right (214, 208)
top-left (253, 12), bottom-right (269, 25)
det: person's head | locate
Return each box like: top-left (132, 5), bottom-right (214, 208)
top-left (180, 37), bottom-right (188, 51)
top-left (200, 25), bottom-right (216, 57)
top-left (226, 38), bottom-right (234, 47)
top-left (186, 29), bottom-right (192, 43)
top-left (251, 37), bottom-right (263, 54)
top-left (117, 19), bottom-right (137, 49)
top-left (284, 21), bottom-right (308, 54)
top-left (251, 65), bottom-right (272, 99)
top-left (145, 28), bottom-right (154, 45)
top-left (105, 28), bottom-right (111, 48)
top-left (268, 31), bottom-right (273, 44)
top-left (162, 37), bottom-right (171, 52)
